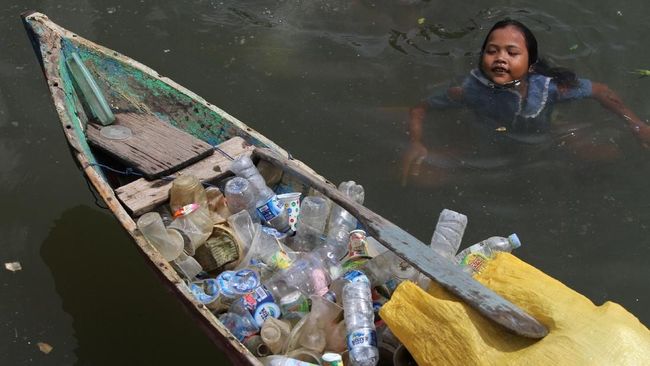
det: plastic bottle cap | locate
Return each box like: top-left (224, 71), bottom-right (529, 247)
top-left (508, 233), bottom-right (521, 249)
top-left (322, 352), bottom-right (343, 364)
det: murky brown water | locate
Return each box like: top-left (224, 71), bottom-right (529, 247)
top-left (1, 1), bottom-right (649, 364)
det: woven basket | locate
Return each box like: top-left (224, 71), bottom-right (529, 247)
top-left (194, 224), bottom-right (242, 273)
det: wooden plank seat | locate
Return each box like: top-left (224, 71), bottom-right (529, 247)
top-left (116, 136), bottom-right (254, 216)
top-left (86, 112), bottom-right (215, 180)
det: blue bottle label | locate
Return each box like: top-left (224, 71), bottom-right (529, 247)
top-left (343, 269), bottom-right (370, 284)
top-left (216, 270), bottom-right (237, 298)
top-left (189, 279), bottom-right (220, 304)
top-left (256, 196), bottom-right (284, 222)
top-left (347, 328), bottom-right (378, 349)
top-left (239, 286), bottom-right (280, 327)
top-left (231, 269), bottom-right (260, 294)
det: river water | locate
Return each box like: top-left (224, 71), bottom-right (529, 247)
top-left (1, 1), bottom-right (648, 364)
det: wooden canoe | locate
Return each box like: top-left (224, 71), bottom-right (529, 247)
top-left (22, 11), bottom-right (547, 365)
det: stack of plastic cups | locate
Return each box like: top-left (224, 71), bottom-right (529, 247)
top-left (343, 275), bottom-right (379, 366)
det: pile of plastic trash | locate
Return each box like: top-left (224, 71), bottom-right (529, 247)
top-left (136, 155), bottom-right (521, 366)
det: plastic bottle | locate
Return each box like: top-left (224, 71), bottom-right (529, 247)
top-left (265, 253), bottom-right (331, 298)
top-left (430, 209), bottom-right (468, 261)
top-left (224, 177), bottom-right (259, 219)
top-left (455, 234), bottom-right (521, 274)
top-left (137, 212), bottom-right (183, 261)
top-left (230, 284), bottom-right (282, 329)
top-left (290, 196), bottom-right (330, 252)
top-left (230, 156), bottom-right (291, 233)
top-left (343, 280), bottom-right (379, 366)
top-left (326, 181), bottom-right (365, 258)
top-left (211, 269), bottom-right (260, 312)
top-left (219, 312), bottom-right (258, 341)
top-left (326, 269), bottom-right (370, 304)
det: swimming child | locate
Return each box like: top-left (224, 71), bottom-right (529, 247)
top-left (402, 19), bottom-right (650, 184)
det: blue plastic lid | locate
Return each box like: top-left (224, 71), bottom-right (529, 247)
top-left (508, 233), bottom-right (521, 249)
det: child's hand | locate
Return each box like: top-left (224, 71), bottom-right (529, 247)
top-left (633, 123), bottom-right (650, 149)
top-left (401, 141), bottom-right (428, 186)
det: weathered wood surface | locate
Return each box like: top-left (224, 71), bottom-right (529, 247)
top-left (116, 136), bottom-right (253, 216)
top-left (254, 147), bottom-right (549, 339)
top-left (87, 112), bottom-right (214, 180)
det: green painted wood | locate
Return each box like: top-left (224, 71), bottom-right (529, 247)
top-left (254, 147), bottom-right (549, 339)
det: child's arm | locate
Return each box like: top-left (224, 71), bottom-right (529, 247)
top-left (401, 102), bottom-right (430, 185)
top-left (591, 82), bottom-right (650, 148)
top-left (401, 87), bottom-right (463, 185)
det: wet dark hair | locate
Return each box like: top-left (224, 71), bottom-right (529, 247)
top-left (480, 19), bottom-right (578, 88)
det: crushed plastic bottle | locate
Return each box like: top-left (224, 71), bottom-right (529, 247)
top-left (430, 209), bottom-right (467, 261)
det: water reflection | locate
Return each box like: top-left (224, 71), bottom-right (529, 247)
top-left (40, 205), bottom-right (226, 365)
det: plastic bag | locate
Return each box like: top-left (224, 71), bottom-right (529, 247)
top-left (379, 253), bottom-right (650, 365)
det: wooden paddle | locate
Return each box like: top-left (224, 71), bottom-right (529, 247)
top-left (254, 147), bottom-right (548, 339)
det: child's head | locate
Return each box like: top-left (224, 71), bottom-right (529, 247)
top-left (479, 19), bottom-right (539, 86)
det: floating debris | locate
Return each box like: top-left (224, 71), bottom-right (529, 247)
top-left (37, 342), bottom-right (53, 354)
top-left (417, 18), bottom-right (426, 25)
top-left (633, 69), bottom-right (650, 78)
top-left (5, 262), bottom-right (22, 272)
top-left (569, 44), bottom-right (578, 51)
top-left (495, 126), bottom-right (507, 132)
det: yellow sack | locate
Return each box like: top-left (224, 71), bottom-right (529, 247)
top-left (379, 253), bottom-right (650, 365)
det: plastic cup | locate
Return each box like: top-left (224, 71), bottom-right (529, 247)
top-left (277, 192), bottom-right (302, 231)
top-left (173, 252), bottom-right (203, 279)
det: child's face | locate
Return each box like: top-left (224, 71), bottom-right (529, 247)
top-left (481, 25), bottom-right (530, 85)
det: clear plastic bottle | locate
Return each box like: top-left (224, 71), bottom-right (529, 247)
top-left (326, 181), bottom-right (365, 258)
top-left (219, 312), bottom-right (258, 341)
top-left (264, 253), bottom-right (331, 297)
top-left (430, 209), bottom-right (468, 261)
top-left (455, 233), bottom-right (521, 274)
top-left (343, 280), bottom-right (379, 366)
top-left (224, 177), bottom-right (259, 219)
top-left (290, 196), bottom-right (330, 252)
top-left (326, 269), bottom-right (369, 304)
top-left (230, 156), bottom-right (291, 233)
top-left (230, 284), bottom-right (282, 329)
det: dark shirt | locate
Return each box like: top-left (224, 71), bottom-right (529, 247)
top-left (426, 69), bottom-right (592, 144)
top-left (422, 69), bottom-right (593, 167)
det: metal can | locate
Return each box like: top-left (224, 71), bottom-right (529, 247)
top-left (322, 352), bottom-right (344, 366)
top-left (347, 229), bottom-right (370, 259)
